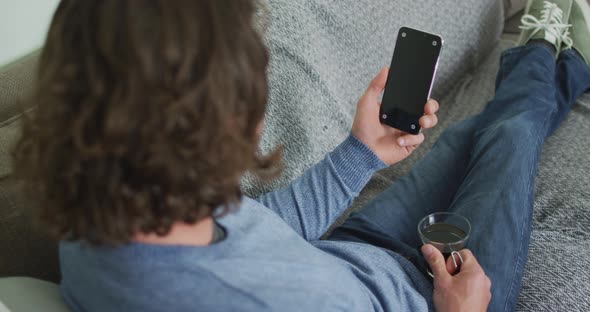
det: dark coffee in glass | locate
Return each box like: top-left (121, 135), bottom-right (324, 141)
top-left (421, 223), bottom-right (468, 259)
top-left (418, 212), bottom-right (471, 276)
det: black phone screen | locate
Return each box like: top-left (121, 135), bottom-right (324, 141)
top-left (380, 27), bottom-right (442, 134)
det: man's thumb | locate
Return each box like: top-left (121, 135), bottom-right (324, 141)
top-left (422, 244), bottom-right (450, 279)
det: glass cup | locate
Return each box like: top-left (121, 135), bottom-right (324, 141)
top-left (418, 212), bottom-right (471, 276)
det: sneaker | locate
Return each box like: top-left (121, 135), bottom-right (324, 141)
top-left (518, 0), bottom-right (573, 51)
top-left (566, 0), bottom-right (590, 64)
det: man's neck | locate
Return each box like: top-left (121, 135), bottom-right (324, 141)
top-left (133, 217), bottom-right (214, 246)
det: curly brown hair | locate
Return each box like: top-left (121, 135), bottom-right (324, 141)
top-left (13, 0), bottom-right (282, 245)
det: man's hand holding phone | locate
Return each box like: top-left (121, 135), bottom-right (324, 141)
top-left (352, 67), bottom-right (439, 165)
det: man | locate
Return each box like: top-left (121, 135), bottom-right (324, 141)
top-left (14, 0), bottom-right (590, 311)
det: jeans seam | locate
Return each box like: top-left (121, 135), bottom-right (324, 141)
top-left (502, 111), bottom-right (550, 312)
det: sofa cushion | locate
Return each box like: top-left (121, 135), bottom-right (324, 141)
top-left (0, 117), bottom-right (19, 179)
top-left (0, 51), bottom-right (39, 125)
top-left (0, 36), bottom-right (60, 283)
top-left (0, 50), bottom-right (39, 179)
top-left (0, 277), bottom-right (68, 312)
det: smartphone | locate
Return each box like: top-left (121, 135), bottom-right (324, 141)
top-left (379, 27), bottom-right (443, 135)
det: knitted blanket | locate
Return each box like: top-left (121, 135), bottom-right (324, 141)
top-left (244, 1), bottom-right (590, 310)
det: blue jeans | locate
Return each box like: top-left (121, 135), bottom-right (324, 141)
top-left (328, 44), bottom-right (590, 311)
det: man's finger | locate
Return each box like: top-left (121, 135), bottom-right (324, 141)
top-left (455, 249), bottom-right (485, 273)
top-left (458, 249), bottom-right (474, 263)
top-left (422, 244), bottom-right (450, 280)
top-left (419, 114), bottom-right (438, 129)
top-left (397, 133), bottom-right (424, 147)
top-left (424, 99), bottom-right (439, 115)
top-left (446, 255), bottom-right (459, 275)
top-left (366, 67), bottom-right (389, 97)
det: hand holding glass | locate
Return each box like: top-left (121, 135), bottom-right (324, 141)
top-left (418, 212), bottom-right (471, 276)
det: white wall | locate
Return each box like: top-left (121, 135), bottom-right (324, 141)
top-left (0, 0), bottom-right (60, 66)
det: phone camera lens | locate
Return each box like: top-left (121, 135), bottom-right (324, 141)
top-left (382, 114), bottom-right (387, 119)
top-left (401, 32), bottom-right (406, 38)
top-left (411, 124), bottom-right (416, 130)
top-left (432, 41), bottom-right (437, 46)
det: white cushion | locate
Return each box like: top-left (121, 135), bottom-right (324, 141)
top-left (0, 301), bottom-right (11, 312)
top-left (0, 277), bottom-right (68, 312)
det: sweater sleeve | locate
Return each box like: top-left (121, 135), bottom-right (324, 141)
top-left (255, 134), bottom-right (387, 240)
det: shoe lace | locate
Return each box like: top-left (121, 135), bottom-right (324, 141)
top-left (562, 28), bottom-right (573, 49)
top-left (520, 1), bottom-right (573, 49)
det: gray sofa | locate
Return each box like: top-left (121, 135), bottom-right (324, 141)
top-left (1, 0), bottom-right (589, 311)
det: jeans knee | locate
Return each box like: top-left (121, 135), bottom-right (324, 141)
top-left (482, 117), bottom-right (540, 149)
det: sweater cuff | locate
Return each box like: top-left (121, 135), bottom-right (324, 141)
top-left (327, 134), bottom-right (388, 193)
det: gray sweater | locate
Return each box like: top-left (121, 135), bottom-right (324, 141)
top-left (59, 135), bottom-right (434, 311)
